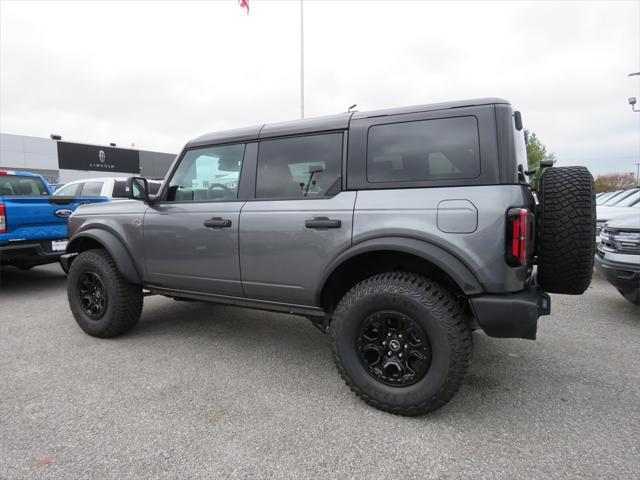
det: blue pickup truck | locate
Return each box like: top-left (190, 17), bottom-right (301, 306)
top-left (0, 170), bottom-right (107, 269)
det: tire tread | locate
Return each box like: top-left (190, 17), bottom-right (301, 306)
top-left (68, 249), bottom-right (142, 338)
top-left (331, 272), bottom-right (472, 416)
top-left (537, 166), bottom-right (596, 294)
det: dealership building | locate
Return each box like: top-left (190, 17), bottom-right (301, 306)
top-left (0, 132), bottom-right (176, 185)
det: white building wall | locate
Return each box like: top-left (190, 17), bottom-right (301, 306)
top-left (0, 133), bottom-right (58, 170)
top-left (0, 132), bottom-right (176, 184)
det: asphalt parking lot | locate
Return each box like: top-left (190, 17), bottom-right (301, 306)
top-left (1, 264), bottom-right (638, 479)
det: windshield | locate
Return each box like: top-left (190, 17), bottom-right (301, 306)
top-left (0, 175), bottom-right (48, 195)
top-left (616, 190), bottom-right (640, 207)
top-left (604, 189), bottom-right (638, 206)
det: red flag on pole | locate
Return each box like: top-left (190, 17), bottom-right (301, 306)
top-left (239, 0), bottom-right (249, 14)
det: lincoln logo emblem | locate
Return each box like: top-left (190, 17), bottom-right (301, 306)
top-left (98, 150), bottom-right (106, 163)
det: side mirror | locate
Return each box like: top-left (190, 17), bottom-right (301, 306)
top-left (127, 177), bottom-right (149, 202)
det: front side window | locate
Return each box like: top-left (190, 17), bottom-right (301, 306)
top-left (80, 182), bottom-right (104, 196)
top-left (54, 183), bottom-right (81, 196)
top-left (367, 116), bottom-right (480, 183)
top-left (256, 133), bottom-right (342, 199)
top-left (167, 144), bottom-right (245, 202)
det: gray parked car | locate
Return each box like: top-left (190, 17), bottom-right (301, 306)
top-left (60, 98), bottom-right (595, 415)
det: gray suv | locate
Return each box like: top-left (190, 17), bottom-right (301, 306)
top-left (61, 98), bottom-right (595, 415)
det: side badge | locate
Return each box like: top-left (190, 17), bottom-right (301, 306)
top-left (54, 209), bottom-right (73, 218)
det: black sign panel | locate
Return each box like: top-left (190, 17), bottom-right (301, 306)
top-left (57, 142), bottom-right (140, 174)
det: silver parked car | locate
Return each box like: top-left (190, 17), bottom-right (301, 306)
top-left (595, 216), bottom-right (640, 305)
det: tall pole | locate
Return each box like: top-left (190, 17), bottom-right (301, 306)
top-left (300, 0), bottom-right (305, 119)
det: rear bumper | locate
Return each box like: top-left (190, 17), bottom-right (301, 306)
top-left (0, 240), bottom-right (66, 267)
top-left (469, 286), bottom-right (551, 340)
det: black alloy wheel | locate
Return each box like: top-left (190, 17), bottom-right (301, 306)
top-left (67, 249), bottom-right (143, 338)
top-left (357, 310), bottom-right (431, 386)
top-left (77, 271), bottom-right (108, 320)
top-left (331, 272), bottom-right (472, 416)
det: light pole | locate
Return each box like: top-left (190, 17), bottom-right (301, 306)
top-left (629, 72), bottom-right (640, 112)
top-left (300, 0), bottom-right (304, 119)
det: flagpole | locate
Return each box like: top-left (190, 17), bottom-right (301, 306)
top-left (300, 0), bottom-right (305, 119)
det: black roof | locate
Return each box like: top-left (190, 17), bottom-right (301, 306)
top-left (186, 97), bottom-right (510, 148)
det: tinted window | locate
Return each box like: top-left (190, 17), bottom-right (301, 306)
top-left (54, 183), bottom-right (81, 196)
top-left (0, 175), bottom-right (49, 195)
top-left (80, 182), bottom-right (104, 196)
top-left (256, 133), bottom-right (342, 199)
top-left (112, 181), bottom-right (129, 198)
top-left (167, 144), bottom-right (244, 202)
top-left (367, 116), bottom-right (480, 183)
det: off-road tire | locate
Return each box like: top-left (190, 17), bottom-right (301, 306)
top-left (67, 248), bottom-right (143, 338)
top-left (331, 272), bottom-right (472, 416)
top-left (537, 166), bottom-right (595, 294)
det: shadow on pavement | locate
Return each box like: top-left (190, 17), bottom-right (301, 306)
top-left (0, 263), bottom-right (67, 294)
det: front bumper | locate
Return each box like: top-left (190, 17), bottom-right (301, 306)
top-left (594, 253), bottom-right (640, 297)
top-left (0, 239), bottom-right (67, 267)
top-left (469, 286), bottom-right (551, 340)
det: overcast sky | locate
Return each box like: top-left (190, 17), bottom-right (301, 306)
top-left (1, 0), bottom-right (638, 176)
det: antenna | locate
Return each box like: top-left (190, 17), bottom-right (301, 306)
top-left (348, 104), bottom-right (358, 112)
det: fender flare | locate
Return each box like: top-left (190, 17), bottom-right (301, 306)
top-left (316, 236), bottom-right (484, 304)
top-left (67, 228), bottom-right (142, 285)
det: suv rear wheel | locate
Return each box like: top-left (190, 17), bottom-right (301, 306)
top-left (331, 272), bottom-right (472, 416)
top-left (67, 249), bottom-right (143, 338)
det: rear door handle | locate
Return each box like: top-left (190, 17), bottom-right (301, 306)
top-left (204, 217), bottom-right (232, 229)
top-left (305, 216), bottom-right (342, 229)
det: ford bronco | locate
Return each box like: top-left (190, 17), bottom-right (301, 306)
top-left (61, 98), bottom-right (595, 415)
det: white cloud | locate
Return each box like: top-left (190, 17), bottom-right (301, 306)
top-left (1, 0), bottom-right (638, 175)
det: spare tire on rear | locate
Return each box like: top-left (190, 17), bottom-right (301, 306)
top-left (536, 166), bottom-right (595, 294)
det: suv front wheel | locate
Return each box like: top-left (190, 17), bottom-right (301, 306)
top-left (331, 272), bottom-right (472, 416)
top-left (67, 249), bottom-right (143, 338)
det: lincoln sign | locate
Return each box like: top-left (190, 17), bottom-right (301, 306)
top-left (57, 142), bottom-right (140, 174)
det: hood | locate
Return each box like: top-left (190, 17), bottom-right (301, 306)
top-left (597, 205), bottom-right (640, 222)
top-left (605, 215), bottom-right (640, 231)
top-left (72, 199), bottom-right (147, 216)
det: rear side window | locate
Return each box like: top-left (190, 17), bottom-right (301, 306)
top-left (80, 181), bottom-right (104, 196)
top-left (256, 133), bottom-right (342, 199)
top-left (366, 116), bottom-right (480, 183)
top-left (0, 175), bottom-right (48, 195)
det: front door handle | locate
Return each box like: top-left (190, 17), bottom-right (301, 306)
top-left (305, 216), bottom-right (342, 229)
top-left (204, 217), bottom-right (232, 229)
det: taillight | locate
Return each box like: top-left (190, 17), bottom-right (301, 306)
top-left (0, 204), bottom-right (6, 233)
top-left (506, 208), bottom-right (529, 266)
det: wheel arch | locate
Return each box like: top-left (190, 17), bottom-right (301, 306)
top-left (67, 229), bottom-right (142, 285)
top-left (317, 237), bottom-right (483, 312)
